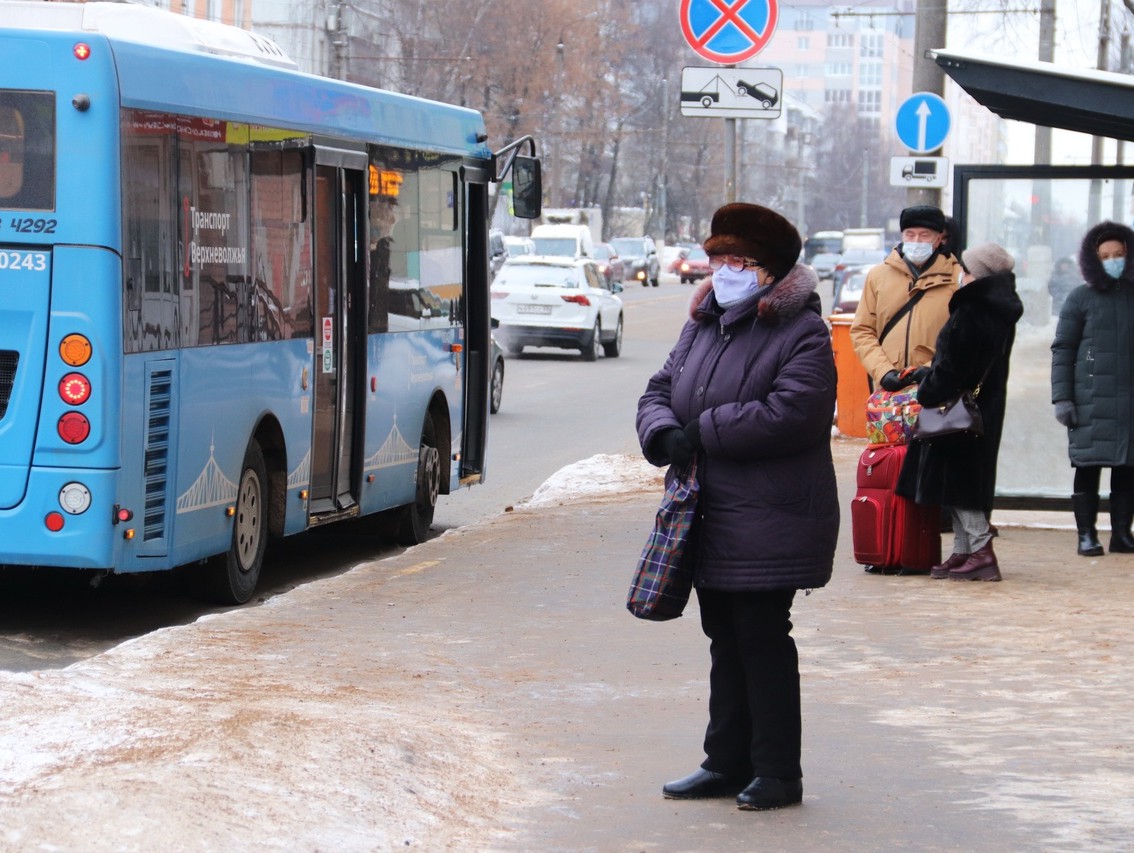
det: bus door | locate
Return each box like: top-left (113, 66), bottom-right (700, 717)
top-left (310, 147), bottom-right (367, 516)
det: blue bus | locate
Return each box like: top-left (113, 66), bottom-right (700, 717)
top-left (0, 3), bottom-right (541, 603)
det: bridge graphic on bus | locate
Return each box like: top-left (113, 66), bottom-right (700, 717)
top-left (363, 417), bottom-right (418, 471)
top-left (176, 439), bottom-right (238, 514)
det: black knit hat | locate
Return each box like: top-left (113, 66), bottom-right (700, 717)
top-left (702, 203), bottom-right (801, 279)
top-left (899, 205), bottom-right (946, 233)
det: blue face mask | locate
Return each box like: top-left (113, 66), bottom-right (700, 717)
top-left (1102, 257), bottom-right (1126, 279)
top-left (711, 265), bottom-right (761, 307)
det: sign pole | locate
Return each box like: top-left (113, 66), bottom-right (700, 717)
top-left (725, 117), bottom-right (737, 203)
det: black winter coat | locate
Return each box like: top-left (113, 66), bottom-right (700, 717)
top-left (1051, 220), bottom-right (1134, 467)
top-left (636, 264), bottom-right (839, 592)
top-left (897, 271), bottom-right (1023, 512)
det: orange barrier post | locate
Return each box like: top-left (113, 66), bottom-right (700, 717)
top-left (829, 313), bottom-right (869, 439)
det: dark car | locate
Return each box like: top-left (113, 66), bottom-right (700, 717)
top-left (592, 242), bottom-right (625, 285)
top-left (490, 333), bottom-right (505, 414)
top-left (489, 229), bottom-right (507, 279)
top-left (831, 249), bottom-right (887, 296)
top-left (810, 252), bottom-right (842, 280)
top-left (610, 236), bottom-right (660, 287)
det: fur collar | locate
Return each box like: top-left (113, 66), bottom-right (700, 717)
top-left (688, 263), bottom-right (820, 325)
top-left (950, 270), bottom-right (1024, 325)
top-left (1078, 220), bottom-right (1134, 291)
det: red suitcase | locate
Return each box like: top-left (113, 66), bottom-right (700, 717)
top-left (851, 444), bottom-right (941, 573)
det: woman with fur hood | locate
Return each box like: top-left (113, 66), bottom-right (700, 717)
top-left (1051, 220), bottom-right (1134, 557)
top-left (896, 243), bottom-right (1023, 581)
top-left (636, 203), bottom-right (838, 811)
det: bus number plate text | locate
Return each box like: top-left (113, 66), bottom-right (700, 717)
top-left (9, 218), bottom-right (58, 234)
top-left (0, 250), bottom-right (48, 272)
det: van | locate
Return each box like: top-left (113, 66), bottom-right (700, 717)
top-left (530, 223), bottom-right (595, 259)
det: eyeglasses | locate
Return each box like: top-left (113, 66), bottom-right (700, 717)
top-left (708, 255), bottom-right (764, 272)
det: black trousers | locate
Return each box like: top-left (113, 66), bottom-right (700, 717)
top-left (1074, 465), bottom-right (1134, 494)
top-left (696, 587), bottom-right (801, 780)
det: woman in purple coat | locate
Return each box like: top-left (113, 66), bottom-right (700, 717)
top-left (636, 203), bottom-right (839, 811)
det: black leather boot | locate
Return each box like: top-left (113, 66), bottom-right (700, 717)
top-left (1072, 492), bottom-right (1104, 557)
top-left (1108, 492), bottom-right (1134, 553)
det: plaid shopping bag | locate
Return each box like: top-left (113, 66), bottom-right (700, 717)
top-left (626, 459), bottom-right (699, 621)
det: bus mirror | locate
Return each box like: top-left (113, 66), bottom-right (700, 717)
top-left (511, 155), bottom-right (542, 220)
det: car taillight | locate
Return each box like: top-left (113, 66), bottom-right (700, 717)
top-left (490, 290), bottom-right (508, 299)
top-left (561, 294), bottom-right (591, 306)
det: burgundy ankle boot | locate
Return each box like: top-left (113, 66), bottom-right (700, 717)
top-left (948, 542), bottom-right (1001, 581)
top-left (930, 552), bottom-right (968, 579)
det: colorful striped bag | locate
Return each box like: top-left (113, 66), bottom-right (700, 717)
top-left (865, 386), bottom-right (921, 445)
top-left (627, 459), bottom-right (699, 621)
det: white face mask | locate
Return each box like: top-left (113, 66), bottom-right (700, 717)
top-left (903, 241), bottom-right (935, 265)
top-left (711, 266), bottom-right (762, 307)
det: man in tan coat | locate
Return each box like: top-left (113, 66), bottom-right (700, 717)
top-left (851, 205), bottom-right (960, 391)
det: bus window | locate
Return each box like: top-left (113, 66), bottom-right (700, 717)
top-left (251, 148), bottom-right (313, 340)
top-left (0, 93), bottom-right (55, 211)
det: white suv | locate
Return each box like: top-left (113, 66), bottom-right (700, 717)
top-left (490, 257), bottom-right (624, 361)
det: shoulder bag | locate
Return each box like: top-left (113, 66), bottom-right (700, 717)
top-left (912, 359), bottom-right (995, 440)
top-left (627, 458), bottom-right (699, 621)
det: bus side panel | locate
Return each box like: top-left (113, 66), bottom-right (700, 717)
top-left (116, 340), bottom-right (313, 573)
top-left (359, 332), bottom-right (428, 515)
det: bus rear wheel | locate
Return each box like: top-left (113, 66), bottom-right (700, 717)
top-left (190, 441), bottom-right (268, 605)
top-left (395, 412), bottom-right (440, 545)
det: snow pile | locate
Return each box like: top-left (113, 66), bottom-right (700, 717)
top-left (523, 453), bottom-right (663, 507)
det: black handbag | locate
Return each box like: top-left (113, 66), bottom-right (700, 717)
top-left (911, 355), bottom-right (997, 441)
top-left (913, 391), bottom-right (984, 439)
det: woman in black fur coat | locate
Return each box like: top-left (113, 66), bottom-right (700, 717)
top-left (896, 243), bottom-right (1023, 581)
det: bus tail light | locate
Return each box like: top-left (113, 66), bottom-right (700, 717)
top-left (45, 512), bottom-right (65, 532)
top-left (58, 412), bottom-right (90, 444)
top-left (60, 334), bottom-right (92, 366)
top-left (59, 373), bottom-right (91, 405)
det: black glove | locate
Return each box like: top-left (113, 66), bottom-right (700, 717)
top-left (1054, 400), bottom-right (1078, 428)
top-left (907, 366), bottom-right (931, 385)
top-left (879, 369), bottom-right (909, 392)
top-left (660, 427), bottom-right (695, 471)
top-left (683, 418), bottom-right (703, 453)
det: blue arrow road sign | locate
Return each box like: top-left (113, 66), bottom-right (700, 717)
top-left (895, 92), bottom-right (950, 154)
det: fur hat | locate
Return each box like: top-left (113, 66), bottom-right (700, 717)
top-left (962, 243), bottom-right (1015, 279)
top-left (899, 205), bottom-right (946, 233)
top-left (702, 202), bottom-right (801, 279)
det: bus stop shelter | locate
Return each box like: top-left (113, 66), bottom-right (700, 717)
top-left (929, 50), bottom-right (1134, 507)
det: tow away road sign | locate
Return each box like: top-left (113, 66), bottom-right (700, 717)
top-left (680, 0), bottom-right (779, 64)
top-left (889, 156), bottom-right (949, 189)
top-left (680, 66), bottom-right (783, 119)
